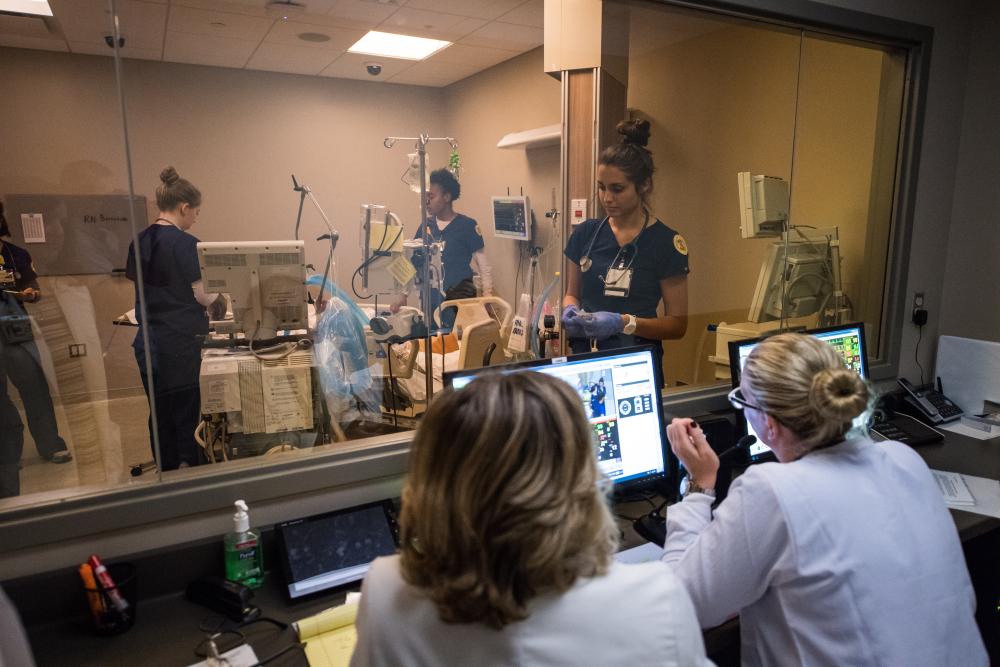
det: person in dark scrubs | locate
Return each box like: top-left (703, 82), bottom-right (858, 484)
top-left (126, 167), bottom-right (224, 470)
top-left (563, 119), bottom-right (689, 377)
top-left (0, 201), bottom-right (71, 467)
top-left (409, 169), bottom-right (493, 329)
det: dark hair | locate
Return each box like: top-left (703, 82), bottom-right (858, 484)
top-left (598, 119), bottom-right (655, 193)
top-left (429, 168), bottom-right (460, 201)
top-left (155, 166), bottom-right (202, 212)
top-left (0, 201), bottom-right (8, 237)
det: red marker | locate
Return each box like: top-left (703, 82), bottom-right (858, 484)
top-left (87, 555), bottom-right (130, 613)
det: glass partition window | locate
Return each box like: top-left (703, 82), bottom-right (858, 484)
top-left (623, 3), bottom-right (906, 391)
top-left (0, 0), bottom-right (558, 508)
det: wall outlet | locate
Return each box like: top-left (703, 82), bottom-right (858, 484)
top-left (69, 343), bottom-right (87, 357)
top-left (912, 291), bottom-right (925, 308)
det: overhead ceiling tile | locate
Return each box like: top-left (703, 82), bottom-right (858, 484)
top-left (0, 33), bottom-right (67, 51)
top-left (459, 21), bottom-right (541, 51)
top-left (319, 51), bottom-right (413, 81)
top-left (168, 4), bottom-right (273, 42)
top-left (48, 0), bottom-right (167, 50)
top-left (68, 40), bottom-right (162, 61)
top-left (246, 41), bottom-right (341, 75)
top-left (392, 57), bottom-right (479, 85)
top-left (325, 0), bottom-right (400, 30)
top-left (170, 0), bottom-right (338, 18)
top-left (379, 8), bottom-right (484, 41)
top-left (428, 43), bottom-right (518, 69)
top-left (0, 12), bottom-right (55, 38)
top-left (385, 69), bottom-right (454, 87)
top-left (263, 19), bottom-right (364, 50)
top-left (164, 30), bottom-right (256, 68)
top-left (496, 0), bottom-right (542, 28)
top-left (401, 0), bottom-right (523, 22)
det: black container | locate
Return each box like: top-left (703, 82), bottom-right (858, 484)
top-left (82, 562), bottom-right (137, 635)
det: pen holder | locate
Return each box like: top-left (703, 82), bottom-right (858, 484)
top-left (82, 562), bottom-right (138, 635)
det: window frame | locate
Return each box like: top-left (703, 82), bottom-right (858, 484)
top-left (0, 0), bottom-right (933, 571)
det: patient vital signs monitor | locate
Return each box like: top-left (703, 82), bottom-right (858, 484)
top-left (446, 346), bottom-right (668, 493)
top-left (728, 323), bottom-right (870, 462)
top-left (198, 240), bottom-right (308, 340)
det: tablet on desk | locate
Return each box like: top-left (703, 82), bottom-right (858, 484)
top-left (275, 500), bottom-right (400, 600)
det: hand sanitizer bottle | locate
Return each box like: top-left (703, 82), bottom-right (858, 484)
top-left (224, 500), bottom-right (263, 588)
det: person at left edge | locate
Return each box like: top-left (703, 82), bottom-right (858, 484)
top-left (408, 169), bottom-right (493, 329)
top-left (563, 119), bottom-right (688, 378)
top-left (126, 167), bottom-right (225, 471)
top-left (0, 200), bottom-right (71, 465)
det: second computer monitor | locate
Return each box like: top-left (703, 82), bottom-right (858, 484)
top-left (728, 322), bottom-right (869, 462)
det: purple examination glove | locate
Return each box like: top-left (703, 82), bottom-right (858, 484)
top-left (562, 304), bottom-right (586, 338)
top-left (580, 310), bottom-right (625, 340)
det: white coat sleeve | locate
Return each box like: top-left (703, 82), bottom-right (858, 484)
top-left (662, 470), bottom-right (793, 629)
top-left (470, 250), bottom-right (493, 292)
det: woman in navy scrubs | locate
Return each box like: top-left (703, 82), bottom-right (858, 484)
top-left (563, 119), bottom-right (689, 376)
top-left (126, 167), bottom-right (224, 470)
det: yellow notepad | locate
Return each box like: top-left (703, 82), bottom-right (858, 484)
top-left (294, 602), bottom-right (359, 667)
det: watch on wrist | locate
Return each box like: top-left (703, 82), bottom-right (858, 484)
top-left (683, 478), bottom-right (716, 499)
top-left (623, 313), bottom-right (638, 335)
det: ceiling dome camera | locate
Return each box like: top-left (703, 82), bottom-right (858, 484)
top-left (365, 62), bottom-right (383, 76)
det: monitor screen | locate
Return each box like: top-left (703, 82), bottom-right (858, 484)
top-left (491, 196), bottom-right (531, 241)
top-left (446, 346), bottom-right (668, 492)
top-left (275, 500), bottom-right (399, 600)
top-left (728, 323), bottom-right (869, 462)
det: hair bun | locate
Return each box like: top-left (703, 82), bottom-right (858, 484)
top-left (159, 166), bottom-right (180, 186)
top-left (616, 119), bottom-right (651, 147)
top-left (809, 368), bottom-right (868, 423)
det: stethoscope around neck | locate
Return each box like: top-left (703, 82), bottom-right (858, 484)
top-left (579, 210), bottom-right (650, 284)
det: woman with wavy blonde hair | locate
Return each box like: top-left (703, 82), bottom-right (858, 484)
top-left (351, 372), bottom-right (710, 666)
top-left (664, 333), bottom-right (986, 666)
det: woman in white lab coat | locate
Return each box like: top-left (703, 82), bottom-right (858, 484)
top-left (664, 333), bottom-right (987, 666)
top-left (350, 372), bottom-right (712, 667)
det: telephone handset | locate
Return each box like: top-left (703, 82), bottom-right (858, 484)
top-left (897, 377), bottom-right (963, 425)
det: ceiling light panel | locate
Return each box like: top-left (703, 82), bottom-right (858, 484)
top-left (347, 30), bottom-right (450, 60)
top-left (0, 0), bottom-right (52, 17)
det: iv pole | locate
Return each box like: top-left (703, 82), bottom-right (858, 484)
top-left (383, 133), bottom-right (458, 403)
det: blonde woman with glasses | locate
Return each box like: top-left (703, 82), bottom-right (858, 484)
top-left (664, 333), bottom-right (986, 666)
top-left (350, 372), bottom-right (712, 666)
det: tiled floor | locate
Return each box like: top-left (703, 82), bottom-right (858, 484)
top-left (16, 392), bottom-right (152, 498)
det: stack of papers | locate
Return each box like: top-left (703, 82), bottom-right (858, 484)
top-left (932, 470), bottom-right (976, 505)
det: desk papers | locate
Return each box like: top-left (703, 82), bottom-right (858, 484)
top-left (614, 542), bottom-right (665, 564)
top-left (295, 601), bottom-right (359, 667)
top-left (939, 421), bottom-right (997, 441)
top-left (931, 469), bottom-right (1000, 519)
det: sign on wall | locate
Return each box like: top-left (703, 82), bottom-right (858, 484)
top-left (3, 194), bottom-right (147, 276)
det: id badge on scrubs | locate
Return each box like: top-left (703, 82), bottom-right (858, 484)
top-left (603, 267), bottom-right (632, 298)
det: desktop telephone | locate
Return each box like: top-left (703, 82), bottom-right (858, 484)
top-left (896, 377), bottom-right (963, 425)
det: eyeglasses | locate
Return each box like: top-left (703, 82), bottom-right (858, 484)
top-left (728, 387), bottom-right (766, 413)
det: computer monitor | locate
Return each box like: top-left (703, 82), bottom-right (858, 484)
top-left (491, 195), bottom-right (531, 241)
top-left (727, 322), bottom-right (869, 462)
top-left (446, 346), bottom-right (669, 494)
top-left (748, 240), bottom-right (833, 323)
top-left (198, 240), bottom-right (308, 340)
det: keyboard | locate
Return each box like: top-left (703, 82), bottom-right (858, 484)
top-left (870, 414), bottom-right (943, 445)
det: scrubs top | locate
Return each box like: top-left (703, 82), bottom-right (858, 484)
top-left (564, 217), bottom-right (689, 368)
top-left (416, 214), bottom-right (484, 291)
top-left (125, 224), bottom-right (207, 355)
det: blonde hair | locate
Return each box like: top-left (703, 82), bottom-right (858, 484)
top-left (399, 372), bottom-right (617, 629)
top-left (743, 333), bottom-right (870, 457)
top-left (155, 166), bottom-right (201, 212)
